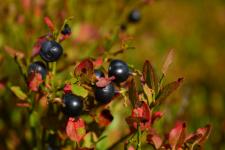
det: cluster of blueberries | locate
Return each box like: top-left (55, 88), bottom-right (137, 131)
top-left (63, 59), bottom-right (130, 117)
top-left (28, 24), bottom-right (130, 118)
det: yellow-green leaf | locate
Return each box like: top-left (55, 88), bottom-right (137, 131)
top-left (10, 86), bottom-right (27, 100)
top-left (29, 111), bottom-right (39, 127)
top-left (143, 84), bottom-right (154, 105)
top-left (71, 84), bottom-right (88, 98)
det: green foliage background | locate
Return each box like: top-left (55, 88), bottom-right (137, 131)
top-left (0, 0), bottom-right (225, 149)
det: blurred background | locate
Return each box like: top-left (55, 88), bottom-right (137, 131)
top-left (0, 0), bottom-right (225, 149)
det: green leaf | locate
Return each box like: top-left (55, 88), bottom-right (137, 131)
top-left (69, 77), bottom-right (78, 84)
top-left (142, 60), bottom-right (158, 92)
top-left (156, 78), bottom-right (183, 105)
top-left (29, 111), bottom-right (39, 127)
top-left (10, 86), bottom-right (27, 100)
top-left (72, 84), bottom-right (88, 98)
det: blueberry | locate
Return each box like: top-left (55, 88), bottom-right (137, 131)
top-left (95, 83), bottom-right (115, 104)
top-left (40, 40), bottom-right (63, 62)
top-left (128, 9), bottom-right (141, 23)
top-left (94, 69), bottom-right (104, 79)
top-left (28, 61), bottom-right (47, 78)
top-left (61, 24), bottom-right (71, 35)
top-left (62, 93), bottom-right (83, 117)
top-left (108, 59), bottom-right (129, 83)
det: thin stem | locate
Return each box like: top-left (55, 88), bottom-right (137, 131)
top-left (136, 124), bottom-right (141, 150)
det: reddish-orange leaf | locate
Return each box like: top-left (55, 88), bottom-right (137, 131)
top-left (64, 83), bottom-right (72, 94)
top-left (32, 35), bottom-right (48, 57)
top-left (74, 23), bottom-right (99, 43)
top-left (16, 102), bottom-right (31, 108)
top-left (4, 46), bottom-right (24, 59)
top-left (168, 122), bottom-right (186, 149)
top-left (96, 76), bottom-right (115, 87)
top-left (196, 124), bottom-right (212, 145)
top-left (147, 130), bottom-right (163, 149)
top-left (28, 73), bottom-right (43, 92)
top-left (75, 59), bottom-right (94, 76)
top-left (151, 111), bottom-right (163, 124)
top-left (66, 117), bottom-right (86, 143)
top-left (44, 17), bottom-right (55, 31)
top-left (93, 57), bottom-right (103, 68)
top-left (98, 109), bottom-right (113, 127)
top-left (59, 34), bottom-right (71, 42)
top-left (126, 101), bottom-right (151, 131)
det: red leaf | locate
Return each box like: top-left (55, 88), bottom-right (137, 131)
top-left (0, 83), bottom-right (5, 90)
top-left (196, 124), bottom-right (211, 145)
top-left (168, 122), bottom-right (186, 149)
top-left (66, 117), bottom-right (86, 143)
top-left (185, 133), bottom-right (202, 144)
top-left (126, 101), bottom-right (151, 132)
top-left (44, 17), bottom-right (55, 31)
top-left (93, 57), bottom-right (103, 68)
top-left (184, 125), bottom-right (211, 148)
top-left (96, 76), bottom-right (115, 87)
top-left (151, 111), bottom-right (163, 124)
top-left (59, 34), bottom-right (71, 42)
top-left (147, 130), bottom-right (162, 149)
top-left (128, 145), bottom-right (135, 150)
top-left (74, 23), bottom-right (99, 43)
top-left (22, 0), bottom-right (31, 12)
top-left (32, 35), bottom-right (49, 57)
top-left (156, 77), bottom-right (183, 104)
top-left (16, 102), bottom-right (31, 108)
top-left (75, 59), bottom-right (94, 76)
top-left (4, 46), bottom-right (25, 59)
top-left (64, 83), bottom-right (72, 94)
top-left (98, 109), bottom-right (113, 127)
top-left (28, 73), bottom-right (43, 91)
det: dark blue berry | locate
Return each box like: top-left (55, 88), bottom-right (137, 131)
top-left (40, 40), bottom-right (63, 62)
top-left (28, 61), bottom-right (47, 78)
top-left (128, 9), bottom-right (141, 23)
top-left (62, 93), bottom-right (83, 117)
top-left (94, 69), bottom-right (104, 79)
top-left (108, 59), bottom-right (129, 83)
top-left (95, 83), bottom-right (115, 104)
top-left (61, 24), bottom-right (71, 35)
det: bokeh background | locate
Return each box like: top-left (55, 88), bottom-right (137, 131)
top-left (0, 0), bottom-right (225, 149)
